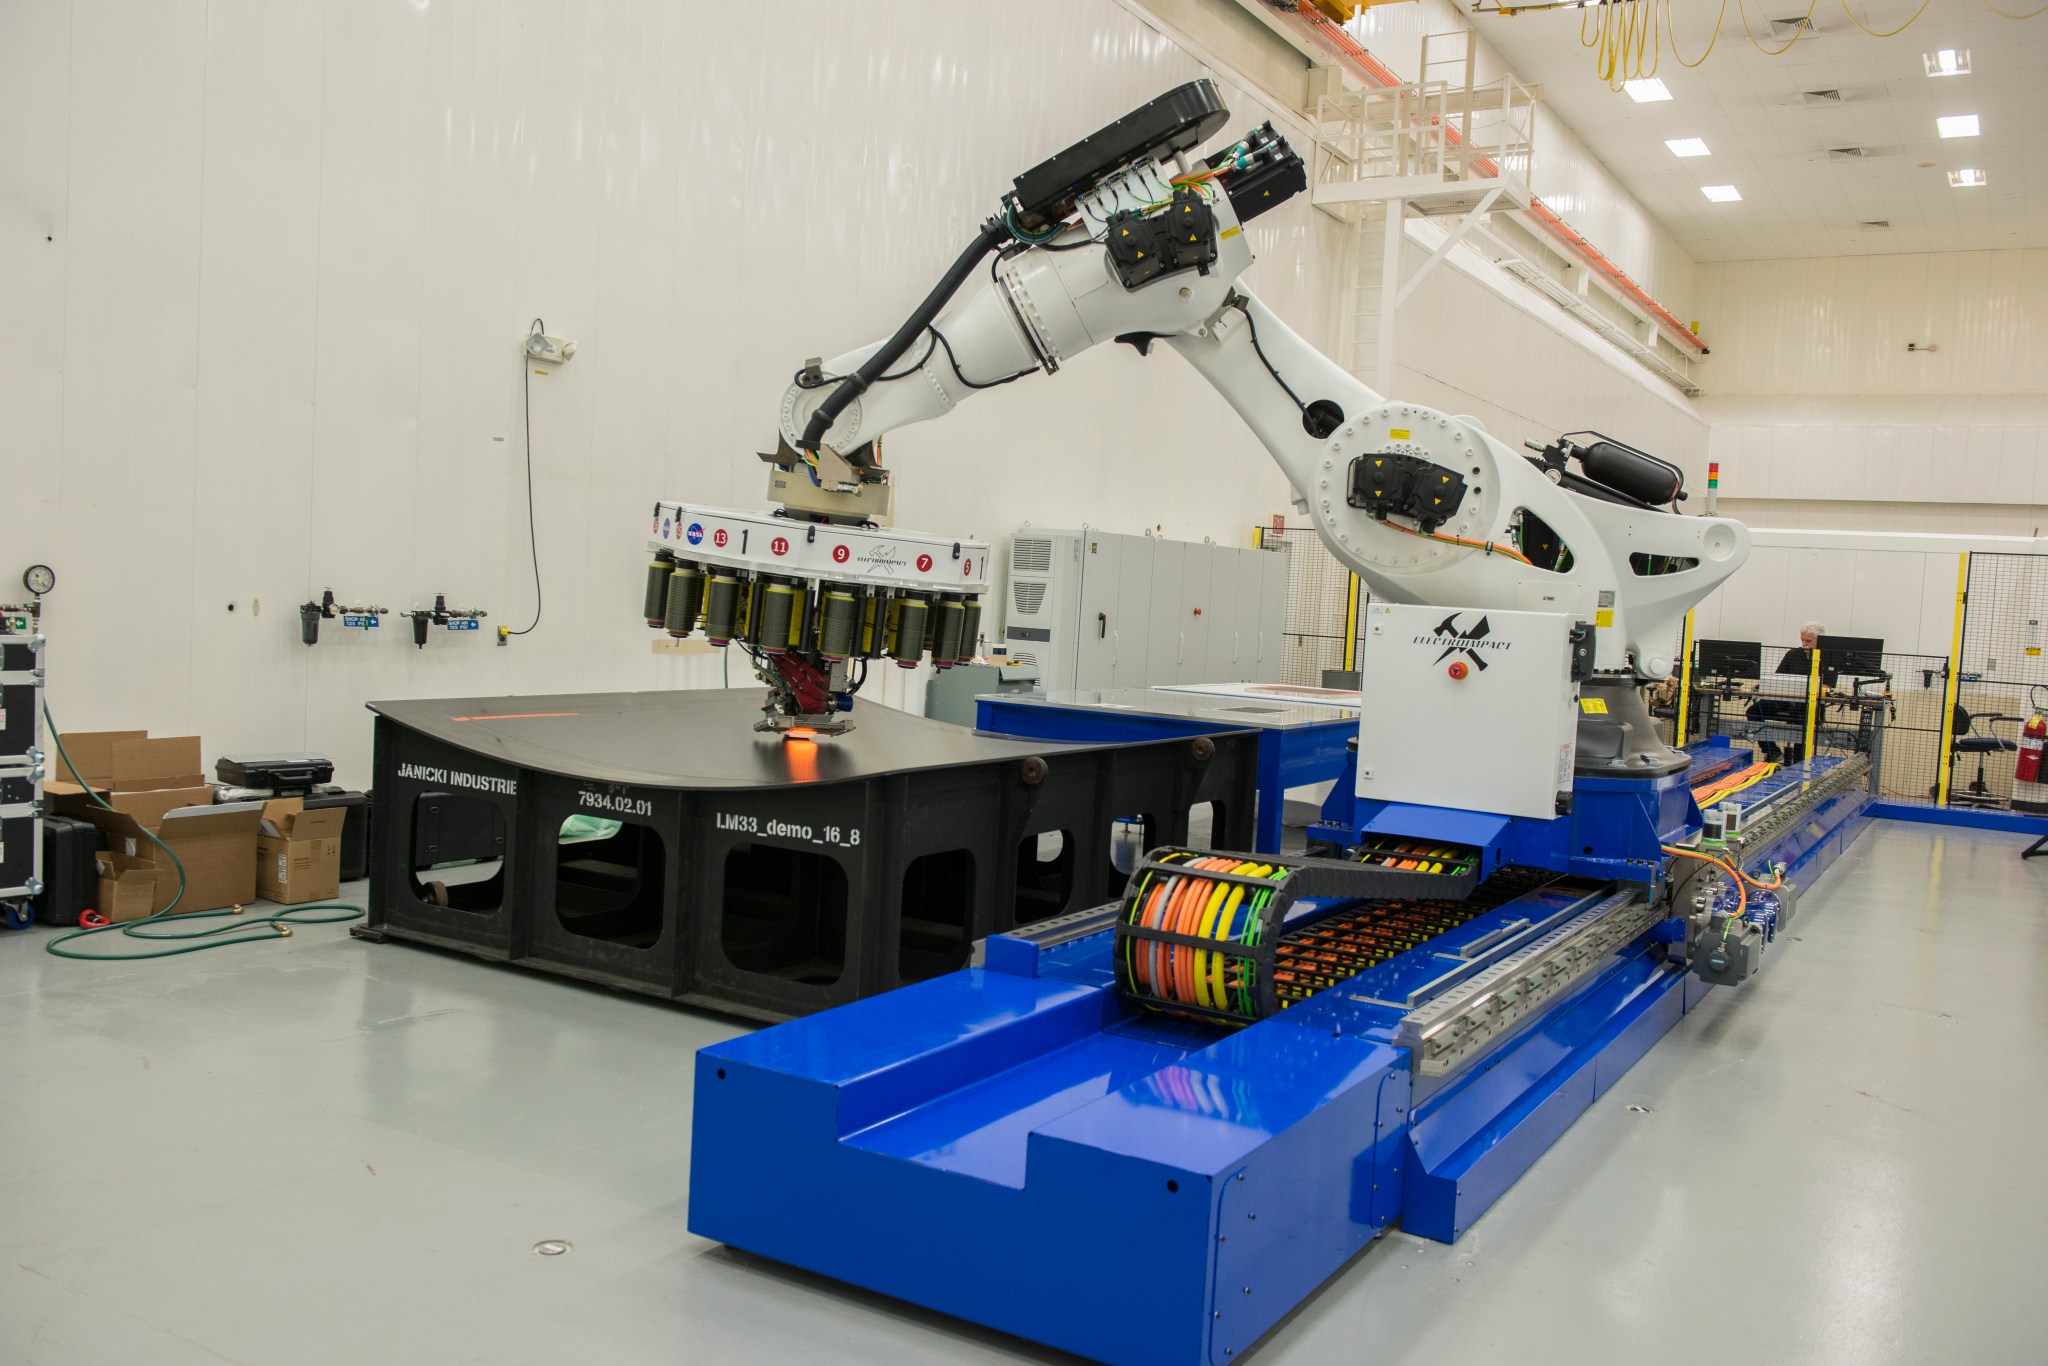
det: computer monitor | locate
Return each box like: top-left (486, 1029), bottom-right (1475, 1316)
top-left (1695, 638), bottom-right (1762, 681)
top-left (1816, 634), bottom-right (1885, 686)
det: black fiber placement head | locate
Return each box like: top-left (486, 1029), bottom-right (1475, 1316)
top-left (1011, 80), bottom-right (1231, 224)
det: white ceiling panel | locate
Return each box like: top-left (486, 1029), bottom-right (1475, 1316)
top-left (1470, 2), bottom-right (2048, 260)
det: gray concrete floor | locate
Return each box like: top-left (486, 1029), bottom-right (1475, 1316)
top-left (1, 820), bottom-right (2041, 1366)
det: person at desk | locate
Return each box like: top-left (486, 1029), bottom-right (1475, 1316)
top-left (1753, 620), bottom-right (1823, 763)
top-left (1775, 621), bottom-right (1822, 679)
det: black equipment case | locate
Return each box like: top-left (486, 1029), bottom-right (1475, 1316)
top-left (302, 789), bottom-right (372, 884)
top-left (35, 814), bottom-right (101, 927)
top-left (214, 753), bottom-right (336, 795)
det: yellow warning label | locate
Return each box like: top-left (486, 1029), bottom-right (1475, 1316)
top-left (1389, 428), bottom-right (1411, 440)
top-left (1595, 609), bottom-right (1615, 628)
top-left (1220, 226), bottom-right (1241, 239)
top-left (1580, 698), bottom-right (1609, 715)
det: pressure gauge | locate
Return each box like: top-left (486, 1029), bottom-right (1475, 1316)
top-left (22, 564), bottom-right (55, 597)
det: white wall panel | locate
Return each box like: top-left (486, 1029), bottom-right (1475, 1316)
top-left (10, 0), bottom-right (1375, 784)
top-left (1696, 394), bottom-right (2048, 517)
top-left (0, 1), bottom-right (72, 525)
top-left (1697, 250), bottom-right (2048, 397)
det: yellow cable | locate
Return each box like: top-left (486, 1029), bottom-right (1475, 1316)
top-left (1739, 0), bottom-right (1818, 55)
top-left (1668, 0), bottom-right (1727, 66)
top-left (1980, 0), bottom-right (2048, 14)
top-left (1192, 878), bottom-right (1232, 1010)
top-left (1838, 0), bottom-right (1932, 36)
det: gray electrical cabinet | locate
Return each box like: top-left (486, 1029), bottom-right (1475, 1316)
top-left (923, 660), bottom-right (1041, 727)
top-left (1002, 529), bottom-right (1290, 692)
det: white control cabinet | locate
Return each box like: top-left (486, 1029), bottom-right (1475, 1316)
top-left (1356, 602), bottom-right (1582, 821)
top-left (1003, 529), bottom-right (1289, 691)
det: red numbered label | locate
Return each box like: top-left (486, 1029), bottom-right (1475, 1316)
top-left (712, 528), bottom-right (729, 548)
top-left (916, 554), bottom-right (934, 573)
top-left (770, 537), bottom-right (790, 557)
top-left (963, 558), bottom-right (973, 576)
top-left (831, 544), bottom-right (850, 564)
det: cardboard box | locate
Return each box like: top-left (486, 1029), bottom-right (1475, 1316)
top-left (53, 730), bottom-right (146, 786)
top-left (109, 735), bottom-right (204, 792)
top-left (255, 800), bottom-right (346, 905)
top-left (94, 852), bottom-right (160, 923)
top-left (55, 731), bottom-right (205, 793)
top-left (80, 800), bottom-right (263, 915)
top-left (47, 782), bottom-right (218, 828)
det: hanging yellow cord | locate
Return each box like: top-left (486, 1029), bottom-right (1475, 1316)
top-left (1837, 0), bottom-right (1933, 37)
top-left (1668, 0), bottom-right (1728, 66)
top-left (1980, 0), bottom-right (2048, 15)
top-left (1738, 0), bottom-right (1818, 55)
top-left (1583, 0), bottom-right (1666, 92)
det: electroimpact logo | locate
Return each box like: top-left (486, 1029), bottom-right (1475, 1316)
top-left (856, 546), bottom-right (908, 574)
top-left (685, 522), bottom-right (705, 546)
top-left (1417, 612), bottom-right (1511, 671)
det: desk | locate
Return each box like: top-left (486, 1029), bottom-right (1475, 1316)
top-left (975, 688), bottom-right (1359, 853)
top-left (1687, 680), bottom-right (1888, 794)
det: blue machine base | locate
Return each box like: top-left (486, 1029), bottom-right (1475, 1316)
top-left (689, 746), bottom-right (1874, 1366)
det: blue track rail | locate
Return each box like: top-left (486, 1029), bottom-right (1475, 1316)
top-left (690, 750), bottom-right (1874, 1365)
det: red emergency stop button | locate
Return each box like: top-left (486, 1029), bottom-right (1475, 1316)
top-left (1447, 661), bottom-right (1468, 680)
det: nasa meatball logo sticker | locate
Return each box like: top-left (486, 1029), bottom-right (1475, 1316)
top-left (712, 528), bottom-right (729, 548)
top-left (916, 554), bottom-right (934, 573)
top-left (831, 544), bottom-right (850, 564)
top-left (770, 536), bottom-right (790, 557)
top-left (685, 522), bottom-right (704, 546)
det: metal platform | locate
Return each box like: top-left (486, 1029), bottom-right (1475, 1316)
top-left (359, 689), bottom-right (1258, 1021)
top-left (976, 687), bottom-right (1359, 854)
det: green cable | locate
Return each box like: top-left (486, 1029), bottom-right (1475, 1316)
top-left (38, 700), bottom-right (364, 960)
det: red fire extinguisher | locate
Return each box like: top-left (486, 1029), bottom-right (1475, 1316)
top-left (2018, 711), bottom-right (2046, 786)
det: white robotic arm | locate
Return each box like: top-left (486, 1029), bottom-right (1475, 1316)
top-left (779, 83), bottom-right (1745, 687)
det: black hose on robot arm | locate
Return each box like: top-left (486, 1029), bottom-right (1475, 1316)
top-left (797, 217), bottom-right (1010, 454)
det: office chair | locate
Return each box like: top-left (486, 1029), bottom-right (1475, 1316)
top-left (1945, 704), bottom-right (2020, 808)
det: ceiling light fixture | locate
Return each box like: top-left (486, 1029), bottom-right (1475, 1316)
top-left (1624, 78), bottom-right (1672, 103)
top-left (1948, 168), bottom-right (1987, 188)
top-left (1922, 48), bottom-right (1970, 77)
top-left (1936, 114), bottom-right (1980, 138)
top-left (1701, 185), bottom-right (1742, 203)
top-left (1665, 137), bottom-right (1710, 158)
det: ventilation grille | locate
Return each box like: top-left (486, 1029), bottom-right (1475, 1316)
top-left (1006, 651), bottom-right (1038, 668)
top-left (1770, 16), bottom-right (1814, 40)
top-left (1860, 219), bottom-right (1891, 229)
top-left (1827, 146), bottom-right (1866, 160)
top-left (1011, 537), bottom-right (1053, 574)
top-left (1801, 89), bottom-right (1843, 107)
top-left (1012, 580), bottom-right (1047, 616)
